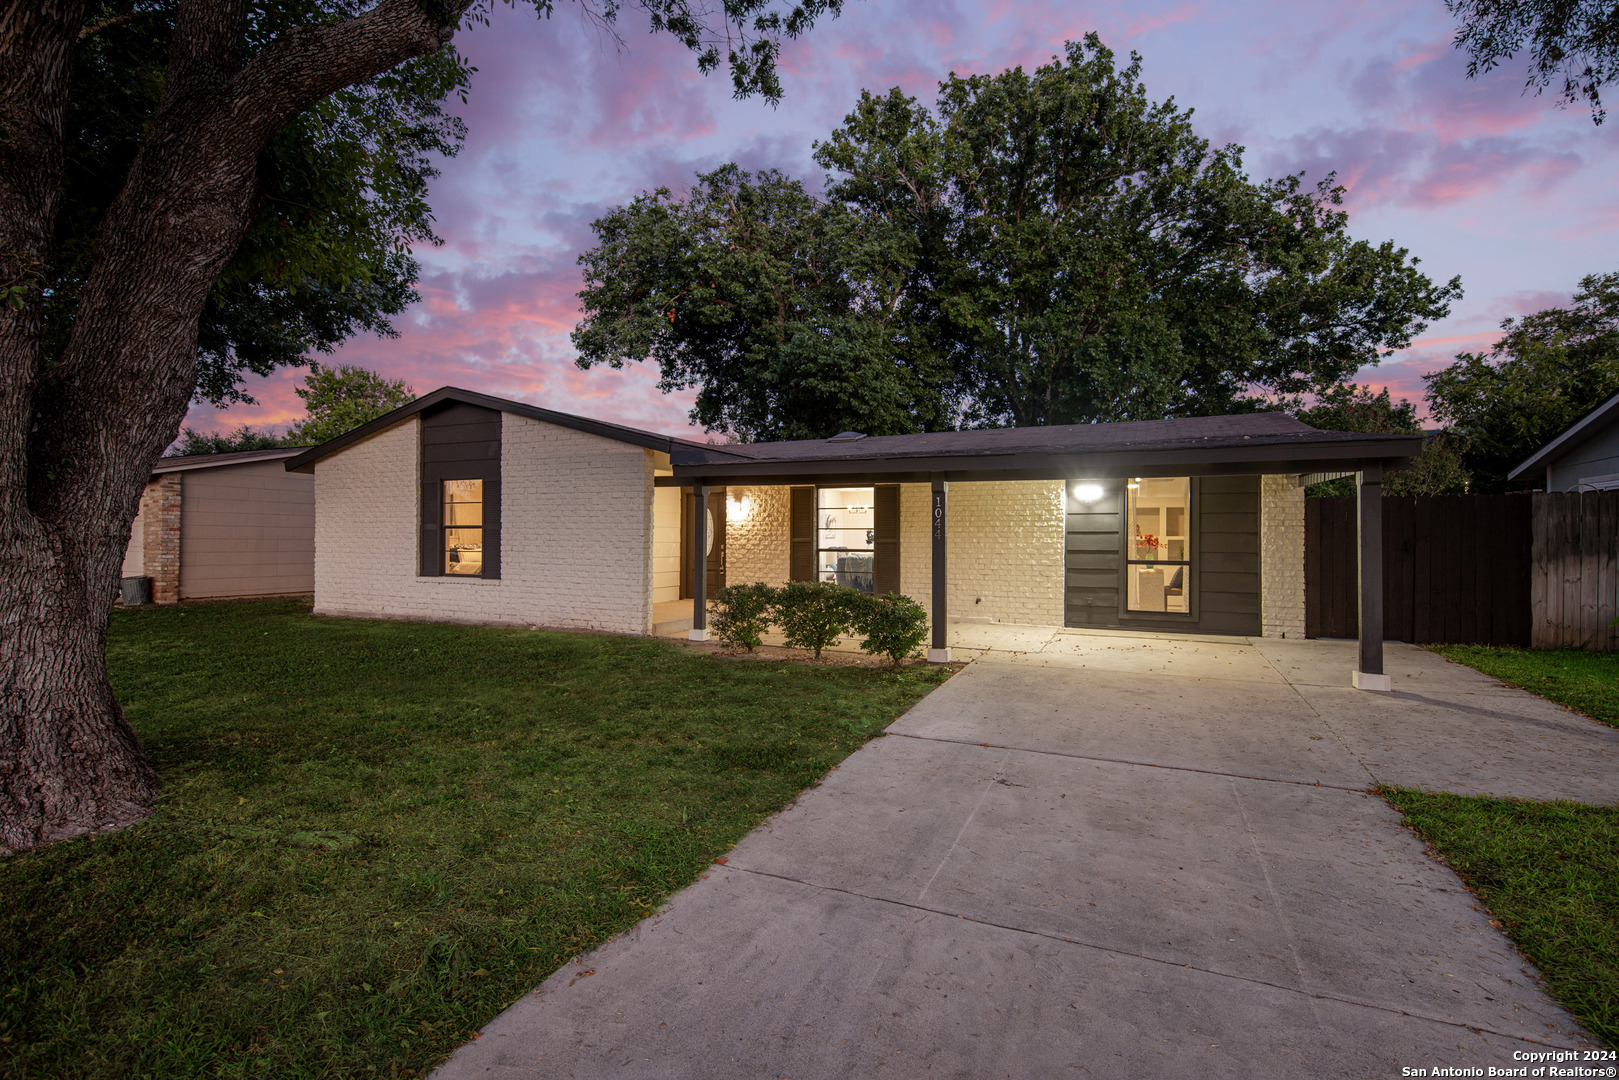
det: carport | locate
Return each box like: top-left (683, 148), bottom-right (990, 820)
top-left (662, 413), bottom-right (1419, 690)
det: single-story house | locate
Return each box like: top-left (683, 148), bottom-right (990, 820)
top-left (123, 447), bottom-right (315, 603)
top-left (286, 387), bottom-right (1419, 689)
top-left (1510, 389), bottom-right (1619, 492)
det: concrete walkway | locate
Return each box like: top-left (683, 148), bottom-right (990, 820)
top-left (433, 629), bottom-right (1619, 1079)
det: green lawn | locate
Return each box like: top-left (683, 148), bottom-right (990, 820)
top-left (0, 600), bottom-right (951, 1080)
top-left (1434, 646), bottom-right (1619, 728)
top-left (1382, 788), bottom-right (1619, 1047)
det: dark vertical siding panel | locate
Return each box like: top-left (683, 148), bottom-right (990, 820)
top-left (420, 478), bottom-right (440, 578)
top-left (1196, 475), bottom-right (1260, 635)
top-left (789, 486), bottom-right (814, 582)
top-left (481, 478), bottom-right (501, 580)
top-left (873, 484), bottom-right (900, 595)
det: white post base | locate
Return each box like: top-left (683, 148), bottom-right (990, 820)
top-left (1352, 670), bottom-right (1391, 692)
top-left (688, 628), bottom-right (710, 642)
top-left (927, 647), bottom-right (952, 664)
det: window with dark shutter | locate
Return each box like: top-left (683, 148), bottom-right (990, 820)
top-left (789, 486), bottom-right (814, 581)
top-left (873, 485), bottom-right (899, 595)
top-left (419, 403), bottom-right (501, 579)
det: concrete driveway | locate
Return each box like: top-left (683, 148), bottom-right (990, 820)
top-left (433, 629), bottom-right (1619, 1079)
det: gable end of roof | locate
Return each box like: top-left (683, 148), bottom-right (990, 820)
top-left (1509, 389), bottom-right (1619, 480)
top-left (284, 386), bottom-right (699, 472)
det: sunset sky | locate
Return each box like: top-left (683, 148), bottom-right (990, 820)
top-left (188, 0), bottom-right (1619, 439)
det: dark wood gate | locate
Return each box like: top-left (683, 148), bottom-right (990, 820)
top-left (1305, 495), bottom-right (1533, 646)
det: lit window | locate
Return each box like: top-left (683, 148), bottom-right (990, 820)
top-left (817, 486), bottom-right (874, 593)
top-left (443, 479), bottom-right (483, 576)
top-left (1126, 477), bottom-right (1190, 613)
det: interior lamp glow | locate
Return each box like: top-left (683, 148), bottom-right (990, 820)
top-left (1073, 482), bottom-right (1104, 503)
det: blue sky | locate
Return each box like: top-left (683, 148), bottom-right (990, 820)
top-left (189, 0), bottom-right (1619, 436)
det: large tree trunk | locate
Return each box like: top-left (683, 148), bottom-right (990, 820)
top-left (0, 0), bottom-right (458, 856)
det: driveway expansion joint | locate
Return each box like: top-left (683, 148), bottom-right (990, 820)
top-left (721, 863), bottom-right (1578, 1050)
top-left (885, 730), bottom-right (1372, 793)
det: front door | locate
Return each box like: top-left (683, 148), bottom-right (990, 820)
top-left (679, 488), bottom-right (726, 599)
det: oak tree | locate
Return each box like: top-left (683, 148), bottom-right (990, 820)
top-left (0, 0), bottom-right (843, 854)
top-left (576, 36), bottom-right (1461, 439)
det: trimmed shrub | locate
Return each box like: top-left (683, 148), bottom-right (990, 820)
top-left (773, 580), bottom-right (854, 659)
top-left (851, 592), bottom-right (930, 665)
top-left (710, 582), bottom-right (777, 652)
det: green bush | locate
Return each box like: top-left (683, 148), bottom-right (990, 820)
top-left (773, 580), bottom-right (854, 659)
top-left (851, 592), bottom-right (930, 665)
top-left (710, 582), bottom-right (778, 651)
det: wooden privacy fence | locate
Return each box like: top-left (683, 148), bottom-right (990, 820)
top-left (1307, 492), bottom-right (1618, 648)
top-left (1305, 495), bottom-right (1533, 647)
top-left (1533, 491), bottom-right (1619, 650)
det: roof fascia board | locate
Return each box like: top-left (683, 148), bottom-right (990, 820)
top-left (662, 439), bottom-right (1419, 484)
top-left (1509, 389), bottom-right (1619, 479)
top-left (153, 448), bottom-right (305, 474)
top-left (658, 452), bottom-right (1415, 487)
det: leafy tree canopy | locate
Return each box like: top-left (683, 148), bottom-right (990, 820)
top-left (50, 1), bottom-right (471, 406)
top-left (166, 426), bottom-right (298, 456)
top-left (1293, 384), bottom-right (1422, 436)
top-left (1293, 385), bottom-right (1469, 496)
top-left (1425, 270), bottom-right (1619, 491)
top-left (1448, 0), bottom-right (1619, 124)
top-left (285, 364), bottom-right (416, 445)
top-left (574, 35), bottom-right (1461, 440)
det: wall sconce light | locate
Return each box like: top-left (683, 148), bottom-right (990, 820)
top-left (729, 491), bottom-right (752, 521)
top-left (1072, 482), bottom-right (1104, 503)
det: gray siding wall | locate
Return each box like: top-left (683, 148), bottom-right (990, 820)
top-left (1547, 422), bottom-right (1619, 491)
top-left (179, 460), bottom-right (315, 599)
top-left (1064, 479), bottom-right (1124, 626)
top-left (1064, 474), bottom-right (1261, 635)
top-left (1196, 475), bottom-right (1261, 635)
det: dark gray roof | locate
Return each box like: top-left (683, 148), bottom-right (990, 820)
top-left (285, 386), bottom-right (709, 472)
top-left (155, 446), bottom-right (309, 474)
top-left (1509, 389), bottom-right (1619, 480)
top-left (670, 412), bottom-right (1421, 483)
top-left (280, 385), bottom-right (1421, 481)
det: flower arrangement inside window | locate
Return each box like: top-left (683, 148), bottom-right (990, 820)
top-left (1134, 529), bottom-right (1162, 564)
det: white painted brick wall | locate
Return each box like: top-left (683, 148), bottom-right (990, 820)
top-left (714, 480), bottom-right (1065, 625)
top-left (725, 485), bottom-right (791, 586)
top-left (1260, 473), bottom-right (1306, 639)
top-left (901, 481), bottom-right (1066, 626)
top-left (313, 414), bottom-right (655, 634)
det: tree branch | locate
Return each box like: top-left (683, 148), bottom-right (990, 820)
top-left (77, 9), bottom-right (159, 41)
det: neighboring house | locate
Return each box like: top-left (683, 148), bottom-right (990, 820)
top-left (1510, 390), bottom-right (1619, 492)
top-left (123, 447), bottom-right (314, 603)
top-left (287, 387), bottom-right (1418, 689)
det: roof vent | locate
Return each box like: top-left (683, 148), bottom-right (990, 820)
top-left (827, 431), bottom-right (867, 442)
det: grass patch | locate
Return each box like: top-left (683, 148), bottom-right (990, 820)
top-left (1381, 788), bottom-right (1619, 1047)
top-left (1433, 646), bottom-right (1619, 728)
top-left (0, 599), bottom-right (951, 1079)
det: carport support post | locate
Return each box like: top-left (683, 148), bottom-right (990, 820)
top-left (1353, 464), bottom-right (1390, 691)
top-left (928, 476), bottom-right (949, 663)
top-left (689, 484), bottom-right (709, 642)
